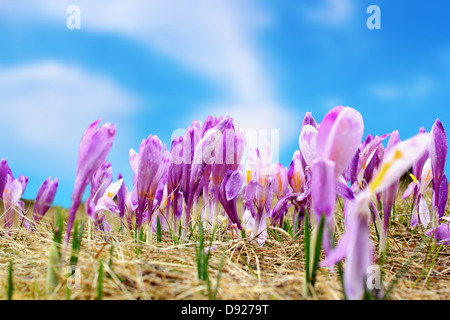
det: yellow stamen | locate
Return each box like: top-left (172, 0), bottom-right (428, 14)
top-left (369, 150), bottom-right (403, 193)
top-left (246, 170), bottom-right (253, 184)
top-left (409, 173), bottom-right (419, 185)
top-left (362, 160), bottom-right (368, 170)
top-left (425, 169), bottom-right (432, 183)
top-left (277, 173), bottom-right (283, 194)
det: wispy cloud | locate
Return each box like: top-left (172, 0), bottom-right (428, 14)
top-left (0, 61), bottom-right (139, 152)
top-left (1, 0), bottom-right (300, 149)
top-left (0, 61), bottom-right (140, 202)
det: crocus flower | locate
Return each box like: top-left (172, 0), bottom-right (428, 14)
top-left (217, 170), bottom-right (245, 229)
top-left (402, 127), bottom-right (430, 227)
top-left (181, 121), bottom-right (202, 208)
top-left (243, 144), bottom-right (275, 245)
top-left (66, 119), bottom-right (116, 242)
top-left (299, 124), bottom-right (319, 169)
top-left (166, 135), bottom-right (184, 229)
top-left (379, 131), bottom-right (401, 253)
top-left (181, 116), bottom-right (232, 238)
top-left (3, 174), bottom-right (26, 232)
top-left (116, 173), bottom-right (127, 219)
top-left (355, 134), bottom-right (389, 188)
top-left (85, 161), bottom-right (113, 219)
top-left (429, 118), bottom-right (448, 220)
top-left (269, 162), bottom-right (290, 226)
top-left (312, 158), bottom-right (337, 252)
top-left (302, 111), bottom-right (318, 129)
top-left (312, 106), bottom-right (364, 254)
top-left (288, 151), bottom-right (306, 194)
top-left (438, 174), bottom-right (448, 219)
top-left (316, 106), bottom-right (365, 180)
top-left (323, 132), bottom-right (430, 299)
top-left (410, 158), bottom-right (433, 227)
top-left (0, 159), bottom-right (12, 201)
top-left (92, 178), bottom-right (124, 232)
top-left (134, 135), bottom-right (171, 230)
top-left (210, 123), bottom-right (245, 230)
top-left (426, 219), bottom-right (450, 244)
top-left (33, 177), bottom-right (58, 226)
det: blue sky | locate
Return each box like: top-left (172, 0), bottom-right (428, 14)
top-left (0, 0), bottom-right (449, 207)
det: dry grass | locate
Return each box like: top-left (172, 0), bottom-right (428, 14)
top-left (1, 188), bottom-right (450, 300)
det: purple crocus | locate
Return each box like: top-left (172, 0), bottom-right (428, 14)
top-left (312, 106), bottom-right (364, 253)
top-left (210, 122), bottom-right (245, 231)
top-left (116, 173), bottom-right (127, 219)
top-left (323, 132), bottom-right (430, 299)
top-left (166, 135), bottom-right (184, 230)
top-left (0, 159), bottom-right (12, 201)
top-left (33, 177), bottom-right (58, 226)
top-left (92, 178), bottom-right (124, 232)
top-left (355, 134), bottom-right (389, 187)
top-left (3, 174), bottom-right (26, 232)
top-left (402, 127), bottom-right (430, 227)
top-left (311, 158), bottom-right (337, 252)
top-left (66, 119), bottom-right (116, 243)
top-left (429, 118), bottom-right (448, 220)
top-left (404, 158), bottom-right (433, 228)
top-left (302, 111), bottom-right (318, 129)
top-left (243, 145), bottom-right (275, 245)
top-left (299, 124), bottom-right (319, 169)
top-left (83, 161), bottom-right (114, 230)
top-left (426, 219), bottom-right (450, 244)
top-left (269, 162), bottom-right (290, 226)
top-left (181, 116), bottom-right (232, 238)
top-left (316, 106), bottom-right (365, 180)
top-left (134, 134), bottom-right (171, 230)
top-left (217, 170), bottom-right (245, 229)
top-left (85, 161), bottom-right (113, 219)
top-left (287, 150), bottom-right (310, 233)
top-left (379, 131), bottom-right (401, 253)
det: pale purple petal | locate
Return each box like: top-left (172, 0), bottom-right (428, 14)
top-left (317, 106), bottom-right (364, 179)
top-left (438, 173), bottom-right (448, 219)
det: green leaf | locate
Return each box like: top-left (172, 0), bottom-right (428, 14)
top-left (156, 215), bottom-right (162, 243)
top-left (310, 214), bottom-right (325, 286)
top-left (303, 208), bottom-right (310, 282)
top-left (46, 209), bottom-right (64, 297)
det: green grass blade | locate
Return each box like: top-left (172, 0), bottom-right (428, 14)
top-left (311, 214), bottom-right (325, 286)
top-left (157, 215), bottom-right (162, 243)
top-left (97, 259), bottom-right (104, 300)
top-left (7, 260), bottom-right (13, 300)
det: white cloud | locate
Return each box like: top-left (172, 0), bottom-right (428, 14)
top-left (0, 0), bottom-right (298, 150)
top-left (0, 61), bottom-right (140, 173)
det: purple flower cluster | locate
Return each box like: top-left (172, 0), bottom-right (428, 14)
top-left (1, 106), bottom-right (448, 300)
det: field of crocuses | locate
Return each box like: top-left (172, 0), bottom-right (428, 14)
top-left (1, 105), bottom-right (450, 300)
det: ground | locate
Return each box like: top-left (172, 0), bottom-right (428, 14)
top-left (1, 187), bottom-right (450, 300)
